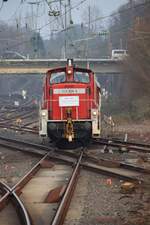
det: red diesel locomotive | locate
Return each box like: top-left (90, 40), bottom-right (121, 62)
top-left (39, 59), bottom-right (101, 143)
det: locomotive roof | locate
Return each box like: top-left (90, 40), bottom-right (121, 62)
top-left (46, 66), bottom-right (93, 75)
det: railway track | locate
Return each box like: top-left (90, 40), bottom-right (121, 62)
top-left (0, 110), bottom-right (37, 125)
top-left (95, 137), bottom-right (150, 153)
top-left (0, 136), bottom-right (150, 225)
top-left (0, 105), bottom-right (38, 134)
top-left (0, 124), bottom-right (38, 134)
top-left (0, 182), bottom-right (31, 225)
top-left (0, 150), bottom-right (83, 225)
top-left (0, 135), bottom-right (149, 182)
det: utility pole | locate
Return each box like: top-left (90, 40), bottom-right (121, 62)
top-left (36, 0), bottom-right (40, 58)
top-left (120, 38), bottom-right (123, 49)
top-left (129, 0), bottom-right (134, 26)
top-left (28, 2), bottom-right (35, 30)
top-left (68, 0), bottom-right (73, 24)
top-left (28, 1), bottom-right (40, 58)
top-left (64, 3), bottom-right (67, 58)
top-left (59, 0), bottom-right (62, 13)
top-left (86, 5), bottom-right (91, 58)
top-left (88, 5), bottom-right (91, 32)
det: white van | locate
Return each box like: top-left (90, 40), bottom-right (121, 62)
top-left (111, 49), bottom-right (128, 60)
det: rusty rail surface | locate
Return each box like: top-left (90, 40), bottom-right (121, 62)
top-left (51, 150), bottom-right (83, 225)
top-left (0, 182), bottom-right (32, 225)
top-left (0, 151), bottom-right (80, 225)
top-left (0, 152), bottom-right (52, 225)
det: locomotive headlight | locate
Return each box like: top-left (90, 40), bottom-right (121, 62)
top-left (67, 69), bottom-right (72, 75)
top-left (42, 112), bottom-right (46, 116)
top-left (93, 111), bottom-right (97, 116)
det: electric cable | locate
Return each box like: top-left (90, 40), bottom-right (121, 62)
top-left (1, 0), bottom-right (150, 53)
top-left (84, 0), bottom-right (150, 25)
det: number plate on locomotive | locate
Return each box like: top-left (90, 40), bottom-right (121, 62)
top-left (53, 88), bottom-right (85, 94)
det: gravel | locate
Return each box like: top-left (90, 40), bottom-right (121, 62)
top-left (0, 145), bottom-right (40, 186)
top-left (64, 170), bottom-right (150, 225)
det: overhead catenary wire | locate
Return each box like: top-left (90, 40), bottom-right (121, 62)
top-left (1, 0), bottom-right (150, 53)
top-left (1, 0), bottom-right (150, 35)
top-left (0, 0), bottom-right (48, 33)
top-left (8, 0), bottom-right (150, 37)
top-left (5, 0), bottom-right (46, 23)
top-left (1, 0), bottom-right (88, 40)
top-left (5, 1), bottom-right (23, 22)
top-left (37, 0), bottom-right (88, 31)
top-left (2, 22), bottom-right (129, 51)
top-left (85, 0), bottom-right (150, 25)
top-left (1, 0), bottom-right (88, 58)
top-left (3, 16), bottom-right (147, 52)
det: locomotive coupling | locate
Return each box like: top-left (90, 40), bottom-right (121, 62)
top-left (65, 108), bottom-right (74, 142)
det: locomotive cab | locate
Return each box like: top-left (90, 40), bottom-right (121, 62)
top-left (39, 59), bottom-right (101, 143)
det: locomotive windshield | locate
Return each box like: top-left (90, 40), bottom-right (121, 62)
top-left (50, 71), bottom-right (90, 84)
top-left (74, 72), bottom-right (89, 83)
top-left (50, 72), bottom-right (66, 84)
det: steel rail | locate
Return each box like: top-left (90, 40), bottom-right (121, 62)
top-left (0, 110), bottom-right (36, 123)
top-left (0, 146), bottom-right (82, 225)
top-left (81, 162), bottom-right (144, 182)
top-left (0, 140), bottom-right (48, 156)
top-left (0, 153), bottom-right (52, 224)
top-left (48, 152), bottom-right (148, 182)
top-left (0, 124), bottom-right (38, 134)
top-left (12, 152), bottom-right (50, 192)
top-left (0, 136), bottom-right (76, 165)
top-left (3, 130), bottom-right (150, 154)
top-left (0, 182), bottom-right (32, 225)
top-left (95, 139), bottom-right (150, 153)
top-left (0, 135), bottom-right (53, 152)
top-left (23, 120), bottom-right (38, 127)
top-left (0, 183), bottom-right (10, 211)
top-left (54, 151), bottom-right (147, 181)
top-left (0, 151), bottom-right (74, 197)
top-left (0, 135), bottom-right (148, 182)
top-left (99, 137), bottom-right (150, 149)
top-left (51, 150), bottom-right (84, 225)
top-left (82, 153), bottom-right (150, 174)
top-left (49, 149), bottom-right (150, 175)
top-left (0, 141), bottom-right (147, 225)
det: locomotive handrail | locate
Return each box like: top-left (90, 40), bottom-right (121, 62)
top-left (42, 98), bottom-right (99, 110)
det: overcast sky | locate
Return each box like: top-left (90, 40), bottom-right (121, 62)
top-left (0, 0), bottom-right (128, 38)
